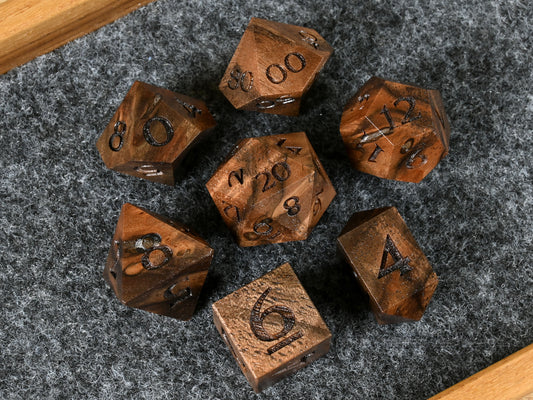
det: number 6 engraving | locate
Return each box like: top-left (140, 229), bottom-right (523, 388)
top-left (250, 287), bottom-right (304, 355)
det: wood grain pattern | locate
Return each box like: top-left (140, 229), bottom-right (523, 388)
top-left (338, 207), bottom-right (438, 324)
top-left (339, 76), bottom-right (450, 182)
top-left (103, 203), bottom-right (214, 321)
top-left (0, 0), bottom-right (157, 74)
top-left (430, 343), bottom-right (533, 400)
top-left (206, 132), bottom-right (335, 246)
top-left (212, 263), bottom-right (331, 393)
top-left (219, 17), bottom-right (333, 116)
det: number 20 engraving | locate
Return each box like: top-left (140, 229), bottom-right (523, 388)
top-left (250, 287), bottom-right (304, 355)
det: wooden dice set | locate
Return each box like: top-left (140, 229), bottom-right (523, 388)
top-left (97, 17), bottom-right (450, 393)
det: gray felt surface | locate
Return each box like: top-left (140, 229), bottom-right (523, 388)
top-left (1, 1), bottom-right (532, 399)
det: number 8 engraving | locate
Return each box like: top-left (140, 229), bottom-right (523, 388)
top-left (250, 287), bottom-right (304, 355)
top-left (135, 233), bottom-right (173, 270)
top-left (109, 121), bottom-right (127, 151)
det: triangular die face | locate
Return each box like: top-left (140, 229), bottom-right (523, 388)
top-left (338, 207), bottom-right (392, 237)
top-left (261, 131), bottom-right (313, 162)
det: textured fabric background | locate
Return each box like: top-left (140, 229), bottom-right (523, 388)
top-left (1, 1), bottom-right (531, 399)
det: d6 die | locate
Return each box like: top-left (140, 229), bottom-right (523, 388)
top-left (213, 263), bottom-right (331, 393)
top-left (103, 203), bottom-right (214, 320)
top-left (340, 76), bottom-right (450, 182)
top-left (206, 131), bottom-right (336, 246)
top-left (219, 18), bottom-right (333, 116)
top-left (337, 207), bottom-right (438, 324)
top-left (96, 81), bottom-right (216, 185)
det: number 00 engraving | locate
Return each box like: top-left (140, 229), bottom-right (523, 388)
top-left (250, 287), bottom-right (304, 355)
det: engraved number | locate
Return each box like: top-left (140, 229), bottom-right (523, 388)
top-left (143, 116), bottom-right (174, 147)
top-left (266, 52), bottom-right (306, 84)
top-left (176, 98), bottom-right (201, 118)
top-left (277, 138), bottom-right (303, 155)
top-left (250, 287), bottom-right (304, 355)
top-left (257, 95), bottom-right (297, 110)
top-left (228, 168), bottom-right (244, 187)
top-left (394, 97), bottom-right (421, 124)
top-left (164, 285), bottom-right (192, 307)
top-left (244, 218), bottom-right (281, 241)
top-left (299, 30), bottom-right (319, 48)
top-left (283, 196), bottom-right (301, 216)
top-left (254, 162), bottom-right (291, 192)
top-left (405, 143), bottom-right (428, 169)
top-left (368, 144), bottom-right (384, 162)
top-left (109, 121), bottom-right (127, 151)
top-left (222, 202), bottom-right (241, 222)
top-left (136, 233), bottom-right (173, 270)
top-left (378, 234), bottom-right (412, 279)
top-left (228, 68), bottom-right (254, 92)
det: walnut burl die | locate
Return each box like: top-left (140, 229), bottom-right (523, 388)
top-left (212, 263), bottom-right (331, 393)
top-left (206, 131), bottom-right (336, 247)
top-left (96, 81), bottom-right (216, 185)
top-left (219, 17), bottom-right (333, 116)
top-left (103, 203), bottom-right (214, 320)
top-left (337, 207), bottom-right (438, 324)
top-left (340, 76), bottom-right (450, 182)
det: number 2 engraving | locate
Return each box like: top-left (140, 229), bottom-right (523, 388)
top-left (254, 161), bottom-right (291, 192)
top-left (250, 287), bottom-right (304, 355)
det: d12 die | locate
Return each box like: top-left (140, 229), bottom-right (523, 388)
top-left (219, 18), bottom-right (333, 116)
top-left (206, 131), bottom-right (336, 247)
top-left (337, 207), bottom-right (438, 324)
top-left (103, 203), bottom-right (214, 320)
top-left (213, 263), bottom-right (331, 393)
top-left (340, 76), bottom-right (450, 182)
top-left (96, 81), bottom-right (216, 185)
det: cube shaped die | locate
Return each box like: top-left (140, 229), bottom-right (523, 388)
top-left (212, 263), bottom-right (331, 392)
top-left (337, 207), bottom-right (438, 324)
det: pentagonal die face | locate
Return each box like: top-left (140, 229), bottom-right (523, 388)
top-left (96, 81), bottom-right (216, 185)
top-left (340, 76), bottom-right (451, 182)
top-left (103, 203), bottom-right (214, 320)
top-left (219, 18), bottom-right (333, 116)
top-left (206, 132), bottom-right (335, 247)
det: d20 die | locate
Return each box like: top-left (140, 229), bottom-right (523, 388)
top-left (103, 203), bottom-right (214, 320)
top-left (219, 17), bottom-right (333, 116)
top-left (212, 262), bottom-right (331, 393)
top-left (340, 76), bottom-right (450, 182)
top-left (96, 81), bottom-right (216, 185)
top-left (206, 131), bottom-right (336, 247)
top-left (337, 207), bottom-right (438, 324)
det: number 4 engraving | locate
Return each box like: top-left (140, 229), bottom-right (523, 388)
top-left (250, 287), bottom-right (304, 355)
top-left (378, 235), bottom-right (413, 279)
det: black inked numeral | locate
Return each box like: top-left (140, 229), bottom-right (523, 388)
top-left (283, 196), bottom-right (301, 216)
top-left (256, 95), bottom-right (297, 110)
top-left (164, 285), bottom-right (192, 307)
top-left (394, 97), bottom-right (421, 124)
top-left (222, 202), bottom-right (242, 222)
top-left (134, 164), bottom-right (163, 177)
top-left (368, 144), bottom-right (384, 162)
top-left (405, 143), bottom-right (428, 169)
top-left (378, 234), bottom-right (412, 279)
top-left (380, 105), bottom-right (396, 131)
top-left (109, 121), bottom-right (127, 151)
top-left (254, 162), bottom-right (291, 192)
top-left (176, 98), bottom-right (201, 118)
top-left (299, 30), bottom-right (319, 48)
top-left (277, 138), bottom-right (303, 155)
top-left (228, 168), bottom-right (244, 187)
top-left (228, 68), bottom-right (254, 92)
top-left (135, 233), bottom-right (173, 270)
top-left (143, 116), bottom-right (174, 147)
top-left (250, 287), bottom-right (304, 355)
top-left (266, 52), bottom-right (306, 84)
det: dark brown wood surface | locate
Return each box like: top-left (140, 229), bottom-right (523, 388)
top-left (96, 81), bottom-right (216, 185)
top-left (339, 76), bottom-right (450, 182)
top-left (103, 203), bottom-right (214, 321)
top-left (337, 207), bottom-right (438, 324)
top-left (219, 17), bottom-right (333, 116)
top-left (212, 263), bottom-right (331, 392)
top-left (206, 131), bottom-right (336, 246)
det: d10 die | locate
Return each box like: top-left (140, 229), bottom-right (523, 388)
top-left (213, 263), bottom-right (331, 393)
top-left (337, 207), bottom-right (438, 324)
top-left (219, 17), bottom-right (333, 116)
top-left (96, 81), bottom-right (216, 185)
top-left (206, 131), bottom-right (336, 247)
top-left (103, 203), bottom-right (214, 320)
top-left (340, 76), bottom-right (450, 182)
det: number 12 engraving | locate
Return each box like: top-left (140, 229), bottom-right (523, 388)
top-left (250, 287), bottom-right (304, 355)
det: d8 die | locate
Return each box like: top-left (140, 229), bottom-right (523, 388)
top-left (213, 263), bottom-right (331, 393)
top-left (337, 207), bottom-right (438, 324)
top-left (96, 81), bottom-right (216, 185)
top-left (206, 131), bottom-right (336, 247)
top-left (103, 203), bottom-right (214, 320)
top-left (219, 17), bottom-right (333, 116)
top-left (340, 76), bottom-right (450, 182)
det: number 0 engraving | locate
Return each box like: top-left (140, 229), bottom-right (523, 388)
top-left (250, 287), bottom-right (304, 355)
top-left (143, 116), bottom-right (174, 147)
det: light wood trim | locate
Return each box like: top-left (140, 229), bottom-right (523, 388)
top-left (430, 343), bottom-right (533, 400)
top-left (0, 0), bottom-right (157, 74)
